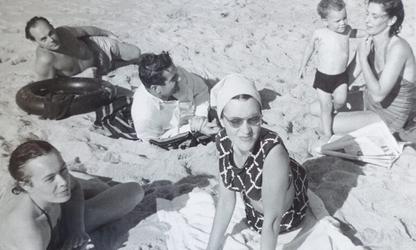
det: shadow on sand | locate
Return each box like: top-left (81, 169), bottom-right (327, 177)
top-left (303, 156), bottom-right (365, 246)
top-left (89, 174), bottom-right (214, 250)
top-left (259, 88), bottom-right (281, 110)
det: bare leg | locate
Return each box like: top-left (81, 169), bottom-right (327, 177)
top-left (77, 178), bottom-right (110, 199)
top-left (317, 89), bottom-right (334, 137)
top-left (332, 83), bottom-right (347, 111)
top-left (112, 41), bottom-right (142, 63)
top-left (309, 100), bottom-right (321, 116)
top-left (333, 111), bottom-right (382, 135)
top-left (84, 182), bottom-right (144, 232)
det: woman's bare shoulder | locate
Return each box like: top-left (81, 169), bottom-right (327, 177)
top-left (388, 36), bottom-right (413, 56)
top-left (0, 198), bottom-right (44, 250)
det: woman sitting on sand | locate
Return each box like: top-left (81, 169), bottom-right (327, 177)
top-left (207, 74), bottom-right (308, 250)
top-left (333, 0), bottom-right (416, 135)
top-left (0, 140), bottom-right (144, 250)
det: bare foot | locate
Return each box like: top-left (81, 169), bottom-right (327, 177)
top-left (308, 135), bottom-right (332, 156)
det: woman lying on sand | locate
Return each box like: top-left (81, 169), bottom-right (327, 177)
top-left (333, 0), bottom-right (416, 134)
top-left (0, 140), bottom-right (144, 250)
top-left (207, 74), bottom-right (308, 250)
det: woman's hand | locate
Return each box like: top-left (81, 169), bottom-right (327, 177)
top-left (62, 231), bottom-right (94, 250)
top-left (358, 35), bottom-right (374, 61)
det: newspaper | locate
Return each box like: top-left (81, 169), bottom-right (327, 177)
top-left (321, 121), bottom-right (405, 168)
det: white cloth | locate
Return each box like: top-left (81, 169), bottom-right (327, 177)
top-left (210, 74), bottom-right (261, 117)
top-left (155, 188), bottom-right (363, 250)
top-left (131, 67), bottom-right (209, 140)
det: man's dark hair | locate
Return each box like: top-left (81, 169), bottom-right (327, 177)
top-left (317, 0), bottom-right (346, 19)
top-left (25, 16), bottom-right (52, 41)
top-left (9, 140), bottom-right (57, 194)
top-left (138, 51), bottom-right (174, 88)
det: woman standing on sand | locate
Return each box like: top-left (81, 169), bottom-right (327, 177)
top-left (0, 140), bottom-right (144, 250)
top-left (206, 74), bottom-right (308, 250)
top-left (333, 0), bottom-right (416, 134)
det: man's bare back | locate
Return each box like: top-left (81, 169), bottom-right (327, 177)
top-left (35, 26), bottom-right (96, 79)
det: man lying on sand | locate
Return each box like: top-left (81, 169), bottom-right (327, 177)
top-left (131, 52), bottom-right (220, 140)
top-left (0, 140), bottom-right (144, 250)
top-left (25, 16), bottom-right (143, 80)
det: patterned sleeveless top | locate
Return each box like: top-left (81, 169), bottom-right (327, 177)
top-left (216, 127), bottom-right (308, 233)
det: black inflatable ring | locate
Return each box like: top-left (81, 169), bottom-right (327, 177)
top-left (16, 77), bottom-right (117, 119)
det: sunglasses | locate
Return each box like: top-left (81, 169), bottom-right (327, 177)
top-left (223, 114), bottom-right (262, 128)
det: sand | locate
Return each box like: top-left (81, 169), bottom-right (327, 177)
top-left (0, 0), bottom-right (416, 249)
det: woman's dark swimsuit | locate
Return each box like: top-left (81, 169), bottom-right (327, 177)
top-left (365, 77), bottom-right (416, 132)
top-left (216, 128), bottom-right (308, 233)
top-left (31, 198), bottom-right (64, 250)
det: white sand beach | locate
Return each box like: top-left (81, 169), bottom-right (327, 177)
top-left (1, 0), bottom-right (416, 249)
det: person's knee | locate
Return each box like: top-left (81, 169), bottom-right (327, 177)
top-left (116, 42), bottom-right (141, 60)
top-left (319, 99), bottom-right (333, 113)
top-left (333, 86), bottom-right (347, 105)
top-left (333, 95), bottom-right (347, 108)
top-left (124, 182), bottom-right (144, 205)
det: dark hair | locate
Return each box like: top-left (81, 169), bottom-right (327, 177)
top-left (25, 16), bottom-right (52, 41)
top-left (317, 0), bottom-right (346, 19)
top-left (138, 51), bottom-right (174, 88)
top-left (9, 140), bottom-right (57, 194)
top-left (369, 0), bottom-right (404, 36)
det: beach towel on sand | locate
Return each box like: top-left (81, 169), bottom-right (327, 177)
top-left (142, 188), bottom-right (364, 250)
top-left (94, 96), bottom-right (139, 140)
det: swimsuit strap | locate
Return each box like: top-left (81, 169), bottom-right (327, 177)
top-left (287, 172), bottom-right (293, 190)
top-left (30, 198), bottom-right (54, 233)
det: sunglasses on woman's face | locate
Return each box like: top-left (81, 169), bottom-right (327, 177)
top-left (222, 114), bottom-right (262, 128)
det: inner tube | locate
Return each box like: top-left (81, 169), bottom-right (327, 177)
top-left (16, 77), bottom-right (117, 120)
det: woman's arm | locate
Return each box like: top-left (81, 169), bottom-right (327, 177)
top-left (11, 220), bottom-right (45, 250)
top-left (207, 179), bottom-right (236, 250)
top-left (261, 144), bottom-right (291, 250)
top-left (61, 175), bottom-right (90, 250)
top-left (359, 37), bottom-right (409, 102)
top-left (346, 50), bottom-right (362, 86)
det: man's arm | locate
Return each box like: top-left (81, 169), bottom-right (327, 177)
top-left (62, 26), bottom-right (117, 38)
top-left (35, 49), bottom-right (56, 80)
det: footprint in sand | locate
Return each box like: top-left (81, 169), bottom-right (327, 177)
top-left (10, 56), bottom-right (28, 65)
top-left (103, 151), bottom-right (121, 164)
